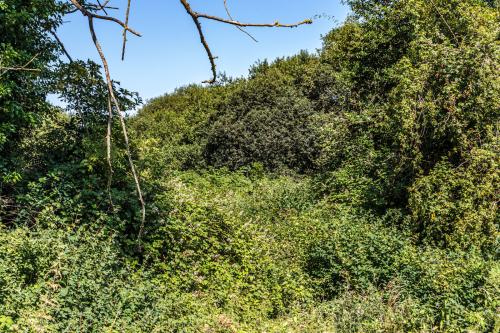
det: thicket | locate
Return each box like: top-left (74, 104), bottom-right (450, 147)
top-left (1, 0), bottom-right (498, 332)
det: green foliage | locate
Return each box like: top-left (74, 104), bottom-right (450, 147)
top-left (409, 147), bottom-right (499, 252)
top-left (397, 247), bottom-right (499, 331)
top-left (1, 0), bottom-right (498, 331)
top-left (306, 212), bottom-right (406, 298)
top-left (53, 60), bottom-right (141, 122)
top-left (131, 85), bottom-right (225, 175)
top-left (315, 0), bottom-right (499, 211)
top-left (0, 226), bottom-right (223, 332)
top-left (145, 170), bottom-right (314, 320)
top-left (205, 58), bottom-right (318, 172)
top-left (0, 0), bottom-right (63, 184)
top-left (305, 211), bottom-right (499, 331)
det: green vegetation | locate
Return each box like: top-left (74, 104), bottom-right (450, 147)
top-left (1, 0), bottom-right (498, 331)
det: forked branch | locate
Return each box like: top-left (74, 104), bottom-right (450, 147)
top-left (0, 53), bottom-right (40, 77)
top-left (68, 0), bottom-right (141, 37)
top-left (121, 0), bottom-right (132, 60)
top-left (179, 0), bottom-right (312, 83)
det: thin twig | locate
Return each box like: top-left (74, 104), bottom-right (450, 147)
top-left (0, 53), bottom-right (40, 77)
top-left (223, 0), bottom-right (258, 43)
top-left (106, 96), bottom-right (115, 210)
top-left (96, 0), bottom-right (108, 15)
top-left (69, 0), bottom-right (141, 37)
top-left (64, 1), bottom-right (116, 15)
top-left (121, 0), bottom-right (132, 60)
top-left (50, 30), bottom-right (73, 62)
top-left (197, 13), bottom-right (312, 28)
top-left (0, 67), bottom-right (40, 73)
top-left (180, 0), bottom-right (218, 83)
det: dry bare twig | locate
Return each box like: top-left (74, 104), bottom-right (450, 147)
top-left (69, 0), bottom-right (141, 36)
top-left (179, 0), bottom-right (312, 83)
top-left (223, 0), bottom-right (258, 43)
top-left (50, 30), bottom-right (73, 62)
top-left (106, 96), bottom-right (114, 210)
top-left (121, 0), bottom-right (132, 60)
top-left (0, 53), bottom-right (40, 77)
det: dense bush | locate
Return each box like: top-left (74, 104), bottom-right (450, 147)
top-left (131, 85), bottom-right (228, 174)
top-left (0, 226), bottom-right (228, 332)
top-left (144, 170), bottom-right (315, 320)
top-left (1, 0), bottom-right (498, 331)
top-left (306, 212), bottom-right (406, 298)
top-left (313, 0), bottom-right (500, 213)
top-left (305, 212), bottom-right (499, 331)
top-left (409, 148), bottom-right (499, 252)
top-left (205, 65), bottom-right (319, 172)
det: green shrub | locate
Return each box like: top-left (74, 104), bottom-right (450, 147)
top-left (131, 85), bottom-right (229, 175)
top-left (0, 226), bottom-right (231, 332)
top-left (397, 247), bottom-right (499, 331)
top-left (145, 170), bottom-right (314, 321)
top-left (2, 0), bottom-right (498, 331)
top-left (305, 211), bottom-right (498, 331)
top-left (305, 212), bottom-right (406, 298)
top-left (409, 148), bottom-right (499, 253)
top-left (205, 68), bottom-right (318, 172)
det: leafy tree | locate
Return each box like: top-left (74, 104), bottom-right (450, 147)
top-left (205, 60), bottom-right (318, 171)
top-left (0, 0), bottom-right (63, 189)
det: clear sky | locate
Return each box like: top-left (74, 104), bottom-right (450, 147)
top-left (56, 0), bottom-right (349, 103)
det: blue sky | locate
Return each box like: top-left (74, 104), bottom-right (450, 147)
top-left (56, 0), bottom-right (348, 103)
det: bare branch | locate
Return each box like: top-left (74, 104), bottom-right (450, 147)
top-left (0, 53), bottom-right (40, 77)
top-left (0, 67), bottom-right (40, 73)
top-left (50, 30), bottom-right (73, 62)
top-left (98, 0), bottom-right (112, 8)
top-left (69, 0), bottom-right (141, 37)
top-left (86, 15), bottom-right (146, 245)
top-left (197, 12), bottom-right (312, 28)
top-left (64, 1), bottom-right (117, 15)
top-left (179, 0), bottom-right (218, 83)
top-left (106, 96), bottom-right (115, 210)
top-left (96, 0), bottom-right (109, 15)
top-left (179, 0), bottom-right (312, 83)
top-left (121, 0), bottom-right (132, 61)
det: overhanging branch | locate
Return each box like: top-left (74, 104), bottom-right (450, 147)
top-left (179, 0), bottom-right (312, 83)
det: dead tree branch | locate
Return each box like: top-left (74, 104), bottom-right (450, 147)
top-left (0, 53), bottom-right (40, 77)
top-left (68, 0), bottom-right (141, 37)
top-left (96, 0), bottom-right (110, 15)
top-left (121, 0), bottom-right (132, 60)
top-left (86, 13), bottom-right (146, 245)
top-left (106, 96), bottom-right (115, 210)
top-left (179, 0), bottom-right (312, 83)
top-left (50, 30), bottom-right (73, 62)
